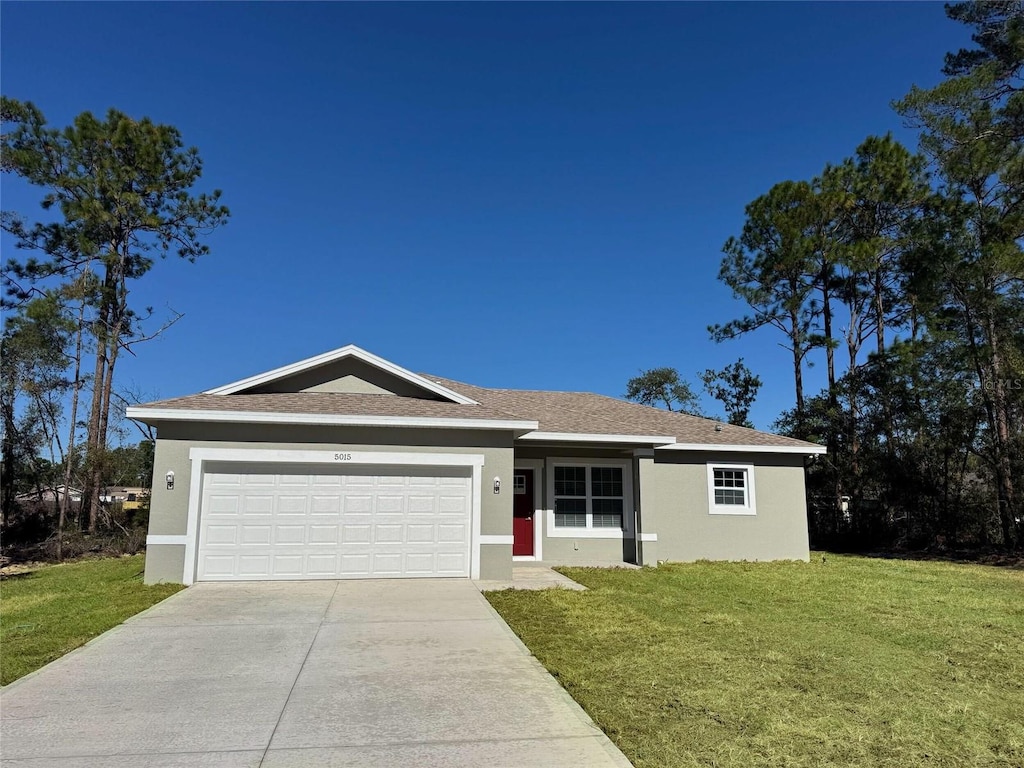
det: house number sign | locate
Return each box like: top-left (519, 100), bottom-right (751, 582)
top-left (333, 453), bottom-right (353, 461)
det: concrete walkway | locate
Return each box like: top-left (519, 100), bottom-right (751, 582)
top-left (474, 564), bottom-right (589, 591)
top-left (1, 580), bottom-right (632, 768)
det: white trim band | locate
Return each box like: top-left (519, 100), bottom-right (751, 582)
top-left (147, 535), bottom-right (188, 546)
top-left (638, 533), bottom-right (658, 542)
top-left (520, 431), bottom-right (676, 445)
top-left (659, 442), bottom-right (826, 455)
top-left (126, 407), bottom-right (537, 432)
top-left (479, 535), bottom-right (514, 545)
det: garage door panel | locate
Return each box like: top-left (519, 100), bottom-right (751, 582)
top-left (206, 495), bottom-right (241, 515)
top-left (197, 464), bottom-right (473, 581)
top-left (406, 523), bottom-right (435, 543)
top-left (276, 496), bottom-right (308, 515)
top-left (238, 555), bottom-right (271, 576)
top-left (407, 496), bottom-right (438, 514)
top-left (305, 554), bottom-right (338, 576)
top-left (404, 553), bottom-right (436, 574)
top-left (206, 473), bottom-right (242, 487)
top-left (308, 525), bottom-right (339, 544)
top-left (340, 554), bottom-right (371, 575)
top-left (275, 525), bottom-right (306, 544)
top-left (438, 523), bottom-right (467, 542)
top-left (372, 495), bottom-right (401, 514)
top-left (437, 553), bottom-right (467, 574)
top-left (439, 495), bottom-right (468, 514)
top-left (374, 524), bottom-right (403, 543)
top-left (241, 526), bottom-right (272, 545)
top-left (373, 552), bottom-right (403, 574)
top-left (206, 525), bottom-right (238, 545)
top-left (311, 495), bottom-right (342, 514)
top-left (341, 524), bottom-right (371, 543)
top-left (272, 555), bottom-right (304, 576)
top-left (344, 495), bottom-right (373, 513)
top-left (242, 496), bottom-right (274, 515)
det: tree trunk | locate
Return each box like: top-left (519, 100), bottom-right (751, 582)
top-left (984, 312), bottom-right (1017, 548)
top-left (0, 387), bottom-right (16, 527)
top-left (58, 296), bottom-right (87, 560)
top-left (83, 315), bottom-right (108, 534)
top-left (86, 255), bottom-right (129, 533)
top-left (792, 342), bottom-right (805, 434)
top-left (821, 267), bottom-right (836, 398)
top-left (874, 270), bottom-right (886, 355)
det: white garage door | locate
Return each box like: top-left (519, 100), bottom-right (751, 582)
top-left (196, 464), bottom-right (472, 581)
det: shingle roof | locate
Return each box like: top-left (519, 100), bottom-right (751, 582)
top-left (133, 377), bottom-right (821, 451)
top-left (424, 377), bottom-right (818, 449)
top-left (135, 392), bottom-right (519, 422)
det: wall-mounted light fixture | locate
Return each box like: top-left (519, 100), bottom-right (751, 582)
top-left (166, 470), bottom-right (175, 491)
top-left (493, 476), bottom-right (501, 494)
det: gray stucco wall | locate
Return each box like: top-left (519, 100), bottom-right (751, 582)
top-left (642, 451), bottom-right (810, 563)
top-left (512, 446), bottom-right (810, 566)
top-left (144, 422), bottom-right (514, 583)
top-left (515, 445), bottom-right (639, 565)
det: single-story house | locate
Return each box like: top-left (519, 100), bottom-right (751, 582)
top-left (126, 345), bottom-right (825, 585)
top-left (107, 487), bottom-right (150, 511)
top-left (14, 485), bottom-right (83, 504)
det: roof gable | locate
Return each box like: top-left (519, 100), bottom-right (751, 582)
top-left (204, 345), bottom-right (478, 404)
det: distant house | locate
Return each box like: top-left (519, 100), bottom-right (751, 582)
top-left (105, 487), bottom-right (150, 511)
top-left (127, 345), bottom-right (825, 585)
top-left (14, 485), bottom-right (83, 504)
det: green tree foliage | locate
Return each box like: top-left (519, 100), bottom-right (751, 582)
top-left (1, 99), bottom-right (229, 536)
top-left (710, 181), bottom-right (821, 428)
top-left (895, 1), bottom-right (1023, 547)
top-left (624, 367), bottom-right (703, 415)
top-left (699, 359), bottom-right (762, 428)
top-left (723, 2), bottom-right (1023, 550)
top-left (1, 294), bottom-right (73, 522)
top-left (105, 441), bottom-right (155, 488)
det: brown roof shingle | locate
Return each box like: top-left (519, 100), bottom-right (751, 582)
top-left (138, 392), bottom-right (523, 422)
top-left (133, 375), bottom-right (821, 451)
top-left (424, 377), bottom-right (818, 449)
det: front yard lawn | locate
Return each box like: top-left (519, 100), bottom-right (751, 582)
top-left (486, 554), bottom-right (1024, 768)
top-left (0, 555), bottom-right (184, 686)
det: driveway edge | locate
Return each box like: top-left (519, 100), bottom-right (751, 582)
top-left (0, 585), bottom-right (192, 694)
top-left (473, 591), bottom-right (635, 768)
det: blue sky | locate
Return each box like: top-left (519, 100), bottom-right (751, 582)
top-left (1, 2), bottom-right (970, 430)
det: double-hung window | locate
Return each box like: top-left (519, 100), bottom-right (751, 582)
top-left (552, 462), bottom-right (628, 534)
top-left (707, 462), bottom-right (756, 515)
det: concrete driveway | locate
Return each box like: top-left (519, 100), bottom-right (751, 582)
top-left (0, 580), bottom-right (632, 767)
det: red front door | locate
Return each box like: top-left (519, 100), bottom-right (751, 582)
top-left (512, 469), bottom-right (534, 556)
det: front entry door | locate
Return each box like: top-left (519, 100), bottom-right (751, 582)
top-left (512, 469), bottom-right (535, 557)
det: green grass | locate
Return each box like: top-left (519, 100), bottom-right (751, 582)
top-left (486, 554), bottom-right (1024, 768)
top-left (0, 555), bottom-right (184, 686)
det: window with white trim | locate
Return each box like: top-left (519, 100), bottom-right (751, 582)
top-left (554, 465), bottom-right (625, 529)
top-left (707, 462), bottom-right (756, 515)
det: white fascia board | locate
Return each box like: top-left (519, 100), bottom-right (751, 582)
top-left (202, 344), bottom-right (479, 405)
top-left (517, 431), bottom-right (677, 445)
top-left (125, 406), bottom-right (537, 432)
top-left (658, 442), bottom-right (827, 455)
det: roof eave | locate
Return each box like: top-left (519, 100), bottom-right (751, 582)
top-left (125, 406), bottom-right (537, 433)
top-left (656, 442), bottom-right (827, 455)
top-left (516, 431), bottom-right (678, 445)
